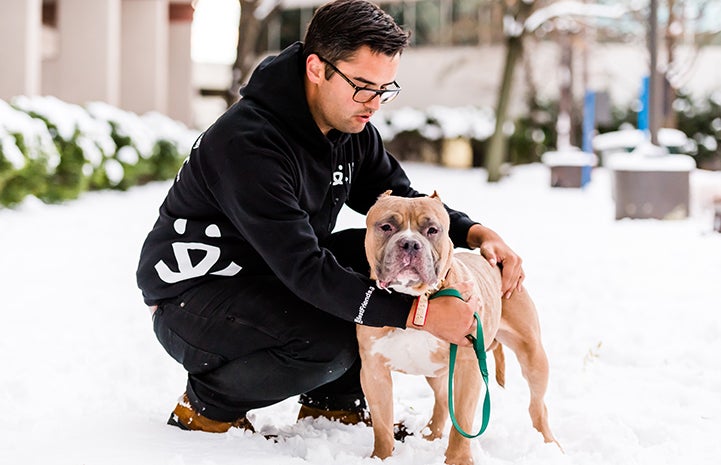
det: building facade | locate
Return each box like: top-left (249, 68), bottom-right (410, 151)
top-left (0, 0), bottom-right (195, 126)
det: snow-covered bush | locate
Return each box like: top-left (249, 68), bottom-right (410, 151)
top-left (0, 96), bottom-right (198, 208)
top-left (374, 106), bottom-right (495, 164)
top-left (372, 107), bottom-right (442, 163)
top-left (0, 99), bottom-right (60, 206)
top-left (11, 95), bottom-right (116, 202)
top-left (426, 105), bottom-right (495, 141)
top-left (85, 101), bottom-right (156, 190)
top-left (675, 91), bottom-right (721, 170)
top-left (374, 105), bottom-right (495, 142)
top-left (141, 111), bottom-right (198, 180)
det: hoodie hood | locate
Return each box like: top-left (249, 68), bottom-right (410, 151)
top-left (239, 42), bottom-right (340, 151)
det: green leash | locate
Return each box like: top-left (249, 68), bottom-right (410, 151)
top-left (429, 289), bottom-right (491, 438)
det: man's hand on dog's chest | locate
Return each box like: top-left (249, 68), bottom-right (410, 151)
top-left (407, 284), bottom-right (477, 347)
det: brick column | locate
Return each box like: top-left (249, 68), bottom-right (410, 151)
top-left (168, 1), bottom-right (195, 127)
top-left (43, 0), bottom-right (121, 105)
top-left (121, 0), bottom-right (169, 115)
top-left (0, 0), bottom-right (42, 100)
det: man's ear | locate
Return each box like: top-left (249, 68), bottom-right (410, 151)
top-left (306, 54), bottom-right (324, 84)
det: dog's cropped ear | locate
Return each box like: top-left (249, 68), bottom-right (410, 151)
top-left (378, 190), bottom-right (393, 199)
top-left (429, 190), bottom-right (442, 202)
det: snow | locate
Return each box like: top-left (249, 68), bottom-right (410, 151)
top-left (12, 95), bottom-right (116, 158)
top-left (86, 101), bottom-right (157, 159)
top-left (426, 106), bottom-right (496, 141)
top-left (592, 128), bottom-right (692, 154)
top-left (1, 162), bottom-right (720, 465)
top-left (0, 99), bottom-right (60, 170)
top-left (373, 106), bottom-right (496, 142)
top-left (541, 149), bottom-right (598, 167)
top-left (605, 152), bottom-right (696, 172)
top-left (524, 1), bottom-right (628, 33)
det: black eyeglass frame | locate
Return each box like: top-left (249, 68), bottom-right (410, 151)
top-left (318, 56), bottom-right (401, 104)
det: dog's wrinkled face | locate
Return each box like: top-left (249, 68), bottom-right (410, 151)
top-left (365, 191), bottom-right (454, 296)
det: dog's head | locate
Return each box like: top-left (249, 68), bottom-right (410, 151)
top-left (365, 191), bottom-right (454, 296)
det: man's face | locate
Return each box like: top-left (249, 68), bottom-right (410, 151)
top-left (307, 46), bottom-right (401, 135)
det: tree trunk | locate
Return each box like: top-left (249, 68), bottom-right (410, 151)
top-left (556, 31), bottom-right (574, 151)
top-left (485, 0), bottom-right (534, 182)
top-left (485, 33), bottom-right (523, 182)
top-left (226, 0), bottom-right (281, 107)
top-left (662, 0), bottom-right (678, 129)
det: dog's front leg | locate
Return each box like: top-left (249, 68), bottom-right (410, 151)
top-left (424, 374), bottom-right (449, 440)
top-left (357, 326), bottom-right (396, 459)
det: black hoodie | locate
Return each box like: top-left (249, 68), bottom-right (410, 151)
top-left (136, 42), bottom-right (477, 327)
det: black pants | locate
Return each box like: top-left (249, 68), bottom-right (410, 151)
top-left (152, 229), bottom-right (370, 422)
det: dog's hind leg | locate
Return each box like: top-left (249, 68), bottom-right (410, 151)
top-left (497, 292), bottom-right (558, 446)
top-left (488, 340), bottom-right (506, 387)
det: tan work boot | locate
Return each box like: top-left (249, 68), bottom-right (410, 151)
top-left (167, 394), bottom-right (254, 433)
top-left (297, 405), bottom-right (412, 441)
top-left (297, 404), bottom-right (371, 426)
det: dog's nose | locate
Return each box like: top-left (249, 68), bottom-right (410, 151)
top-left (399, 238), bottom-right (422, 252)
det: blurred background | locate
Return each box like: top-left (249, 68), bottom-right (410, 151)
top-left (1, 0), bottom-right (720, 212)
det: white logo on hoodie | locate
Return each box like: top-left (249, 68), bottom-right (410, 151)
top-left (154, 218), bottom-right (242, 283)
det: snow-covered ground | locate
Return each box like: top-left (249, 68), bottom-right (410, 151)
top-left (1, 163), bottom-right (720, 465)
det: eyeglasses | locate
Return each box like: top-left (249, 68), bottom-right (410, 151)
top-left (318, 56), bottom-right (401, 104)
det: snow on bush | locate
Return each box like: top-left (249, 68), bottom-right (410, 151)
top-left (0, 99), bottom-right (61, 206)
top-left (0, 96), bottom-right (198, 208)
top-left (373, 105), bottom-right (495, 142)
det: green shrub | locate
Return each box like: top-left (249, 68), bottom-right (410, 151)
top-left (507, 98), bottom-right (559, 165)
top-left (0, 100), bottom-right (58, 207)
top-left (675, 92), bottom-right (721, 170)
top-left (11, 96), bottom-right (115, 203)
top-left (138, 111), bottom-right (197, 182)
top-left (0, 96), bottom-right (198, 208)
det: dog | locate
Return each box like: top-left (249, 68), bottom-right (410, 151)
top-left (357, 191), bottom-right (557, 465)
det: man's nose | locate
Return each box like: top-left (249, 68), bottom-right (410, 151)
top-left (365, 94), bottom-right (382, 111)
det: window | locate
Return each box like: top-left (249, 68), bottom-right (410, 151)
top-left (269, 0), bottom-right (504, 51)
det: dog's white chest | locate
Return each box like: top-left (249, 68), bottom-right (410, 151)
top-left (370, 328), bottom-right (447, 376)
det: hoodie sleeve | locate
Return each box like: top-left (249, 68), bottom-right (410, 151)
top-left (204, 139), bottom-right (414, 328)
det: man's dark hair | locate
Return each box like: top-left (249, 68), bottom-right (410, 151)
top-left (303, 0), bottom-right (410, 71)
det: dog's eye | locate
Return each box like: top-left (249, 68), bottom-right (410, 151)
top-left (427, 227), bottom-right (439, 236)
top-left (380, 223), bottom-right (393, 233)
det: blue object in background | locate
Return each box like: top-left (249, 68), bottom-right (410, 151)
top-left (638, 75), bottom-right (650, 132)
top-left (581, 90), bottom-right (596, 187)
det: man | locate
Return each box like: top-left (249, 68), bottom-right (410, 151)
top-left (137, 0), bottom-right (524, 433)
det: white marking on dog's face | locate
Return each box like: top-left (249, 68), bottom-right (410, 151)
top-left (380, 226), bottom-right (438, 295)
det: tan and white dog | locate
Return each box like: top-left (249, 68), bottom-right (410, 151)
top-left (358, 192), bottom-right (557, 465)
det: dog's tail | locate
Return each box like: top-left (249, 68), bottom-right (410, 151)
top-left (489, 340), bottom-right (506, 387)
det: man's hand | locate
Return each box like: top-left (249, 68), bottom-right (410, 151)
top-left (407, 281), bottom-right (477, 346)
top-left (467, 224), bottom-right (524, 299)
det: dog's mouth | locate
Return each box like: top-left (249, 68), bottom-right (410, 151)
top-left (379, 267), bottom-right (422, 288)
top-left (376, 265), bottom-right (437, 295)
